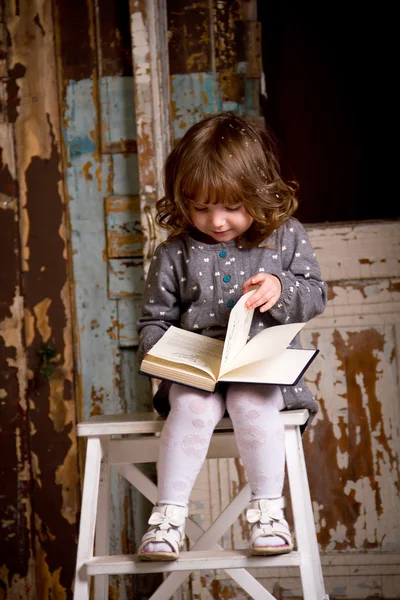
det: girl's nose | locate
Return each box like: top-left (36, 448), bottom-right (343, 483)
top-left (210, 209), bottom-right (225, 228)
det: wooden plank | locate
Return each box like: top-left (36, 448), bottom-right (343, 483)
top-left (118, 297), bottom-right (141, 346)
top-left (86, 549), bottom-right (302, 575)
top-left (111, 153), bottom-right (140, 196)
top-left (77, 409), bottom-right (309, 435)
top-left (7, 1), bottom-right (80, 597)
top-left (129, 0), bottom-right (171, 266)
top-left (244, 21), bottom-right (262, 77)
top-left (214, 0), bottom-right (245, 71)
top-left (170, 73), bottom-right (221, 139)
top-left (307, 221), bottom-right (400, 282)
top-left (108, 257), bottom-right (145, 298)
top-left (0, 23), bottom-right (34, 592)
top-left (105, 195), bottom-right (142, 258)
top-left (167, 0), bottom-right (211, 74)
top-left (99, 76), bottom-right (137, 154)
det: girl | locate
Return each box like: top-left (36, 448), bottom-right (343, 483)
top-left (137, 112), bottom-right (327, 561)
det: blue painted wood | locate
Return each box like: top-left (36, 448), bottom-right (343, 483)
top-left (171, 70), bottom-right (259, 139)
top-left (99, 76), bottom-right (137, 150)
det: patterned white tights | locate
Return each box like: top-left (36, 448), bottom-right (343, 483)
top-left (142, 382), bottom-right (286, 553)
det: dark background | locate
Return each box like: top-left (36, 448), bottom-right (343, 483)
top-left (258, 2), bottom-right (397, 224)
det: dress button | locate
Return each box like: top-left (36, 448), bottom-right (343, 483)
top-left (223, 275), bottom-right (231, 283)
top-left (227, 299), bottom-right (234, 308)
top-left (219, 250), bottom-right (227, 258)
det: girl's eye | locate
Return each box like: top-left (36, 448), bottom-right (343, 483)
top-left (226, 205), bottom-right (241, 211)
top-left (192, 206), bottom-right (208, 212)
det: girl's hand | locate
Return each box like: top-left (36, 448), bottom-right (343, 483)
top-left (242, 273), bottom-right (282, 313)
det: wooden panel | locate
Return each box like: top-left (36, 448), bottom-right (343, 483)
top-left (214, 0), bottom-right (244, 70)
top-left (170, 72), bottom-right (221, 137)
top-left (308, 221), bottom-right (400, 282)
top-left (129, 0), bottom-right (171, 265)
top-left (118, 297), bottom-right (142, 347)
top-left (0, 15), bottom-right (33, 592)
top-left (167, 0), bottom-right (211, 74)
top-left (169, 0), bottom-right (261, 141)
top-left (108, 257), bottom-right (145, 298)
top-left (105, 195), bottom-right (142, 258)
top-left (55, 1), bottom-right (146, 598)
top-left (99, 77), bottom-right (137, 154)
top-left (190, 220), bottom-right (400, 599)
top-left (1, 2), bottom-right (80, 598)
top-left (111, 153), bottom-right (140, 196)
top-left (220, 70), bottom-right (246, 105)
top-left (244, 20), bottom-right (262, 77)
top-left (96, 0), bottom-right (137, 154)
top-left (97, 0), bottom-right (133, 78)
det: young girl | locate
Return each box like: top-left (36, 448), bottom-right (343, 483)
top-left (136, 112), bottom-right (327, 561)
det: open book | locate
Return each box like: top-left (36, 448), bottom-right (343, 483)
top-left (139, 291), bottom-right (318, 393)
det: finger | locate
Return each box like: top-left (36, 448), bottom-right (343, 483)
top-left (246, 290), bottom-right (271, 309)
top-left (259, 295), bottom-right (279, 312)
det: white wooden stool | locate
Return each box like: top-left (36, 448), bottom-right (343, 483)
top-left (73, 409), bottom-right (329, 600)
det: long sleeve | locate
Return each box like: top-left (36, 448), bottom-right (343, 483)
top-left (268, 219), bottom-right (327, 324)
top-left (137, 243), bottom-right (181, 362)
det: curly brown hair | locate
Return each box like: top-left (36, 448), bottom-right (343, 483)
top-left (156, 112), bottom-right (298, 246)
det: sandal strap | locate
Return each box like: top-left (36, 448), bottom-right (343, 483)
top-left (249, 521), bottom-right (292, 547)
top-left (246, 498), bottom-right (286, 524)
top-left (139, 529), bottom-right (181, 553)
top-left (148, 504), bottom-right (188, 529)
top-left (138, 504), bottom-right (188, 555)
top-left (246, 497), bottom-right (293, 548)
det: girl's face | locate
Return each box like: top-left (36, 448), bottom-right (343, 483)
top-left (188, 201), bottom-right (254, 243)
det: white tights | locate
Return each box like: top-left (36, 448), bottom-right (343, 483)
top-left (157, 382), bottom-right (286, 506)
top-left (142, 383), bottom-right (286, 553)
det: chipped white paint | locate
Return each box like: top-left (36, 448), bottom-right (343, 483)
top-left (307, 221), bottom-right (400, 281)
top-left (130, 0), bottom-right (171, 265)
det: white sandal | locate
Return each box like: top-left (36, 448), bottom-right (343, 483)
top-left (137, 504), bottom-right (188, 561)
top-left (246, 497), bottom-right (293, 556)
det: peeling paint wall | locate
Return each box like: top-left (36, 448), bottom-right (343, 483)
top-left (189, 222), bottom-right (400, 599)
top-left (0, 0), bottom-right (79, 598)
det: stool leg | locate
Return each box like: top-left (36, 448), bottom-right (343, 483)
top-left (94, 437), bottom-right (110, 600)
top-left (119, 464), bottom-right (276, 600)
top-left (73, 437), bottom-right (102, 600)
top-left (285, 425), bottom-right (328, 600)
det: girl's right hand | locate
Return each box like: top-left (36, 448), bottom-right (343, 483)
top-left (242, 273), bottom-right (282, 313)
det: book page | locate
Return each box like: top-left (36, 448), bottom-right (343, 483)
top-left (218, 348), bottom-right (318, 386)
top-left (219, 291), bottom-right (255, 376)
top-left (147, 326), bottom-right (224, 379)
top-left (220, 321), bottom-right (306, 376)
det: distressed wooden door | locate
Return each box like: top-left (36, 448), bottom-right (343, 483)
top-left (0, 1), bottom-right (80, 598)
top-left (48, 0), bottom-right (400, 599)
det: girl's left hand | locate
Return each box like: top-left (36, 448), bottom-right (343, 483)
top-left (242, 273), bottom-right (282, 313)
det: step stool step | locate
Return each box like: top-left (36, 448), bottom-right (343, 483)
top-left (86, 550), bottom-right (302, 575)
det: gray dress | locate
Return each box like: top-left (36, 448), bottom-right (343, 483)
top-left (137, 217), bottom-right (328, 430)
